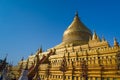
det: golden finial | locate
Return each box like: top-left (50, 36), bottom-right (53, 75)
top-left (21, 57), bottom-right (24, 61)
top-left (102, 35), bottom-right (105, 41)
top-left (75, 11), bottom-right (78, 17)
top-left (37, 47), bottom-right (42, 55)
top-left (31, 53), bottom-right (33, 56)
top-left (3, 54), bottom-right (7, 62)
top-left (39, 46), bottom-right (42, 53)
top-left (74, 11), bottom-right (80, 21)
top-left (92, 30), bottom-right (100, 41)
top-left (38, 45), bottom-right (42, 53)
top-left (92, 30), bottom-right (97, 40)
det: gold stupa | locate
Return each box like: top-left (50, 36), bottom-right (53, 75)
top-left (11, 12), bottom-right (120, 80)
top-left (55, 12), bottom-right (92, 49)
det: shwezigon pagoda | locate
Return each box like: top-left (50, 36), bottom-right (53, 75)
top-left (11, 12), bottom-right (120, 80)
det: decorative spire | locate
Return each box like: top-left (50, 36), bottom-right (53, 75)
top-left (1, 54), bottom-right (8, 70)
top-left (114, 38), bottom-right (119, 47)
top-left (36, 47), bottom-right (42, 56)
top-left (39, 46), bottom-right (42, 53)
top-left (62, 11), bottom-right (92, 47)
top-left (21, 57), bottom-right (24, 61)
top-left (102, 35), bottom-right (105, 41)
top-left (75, 11), bottom-right (78, 17)
top-left (3, 54), bottom-right (7, 63)
top-left (92, 31), bottom-right (100, 41)
top-left (37, 46), bottom-right (42, 54)
top-left (31, 53), bottom-right (33, 56)
top-left (73, 11), bottom-right (80, 22)
top-left (59, 52), bottom-right (67, 80)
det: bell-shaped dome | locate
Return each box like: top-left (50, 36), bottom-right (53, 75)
top-left (62, 12), bottom-right (92, 45)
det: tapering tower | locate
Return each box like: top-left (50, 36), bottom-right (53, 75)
top-left (55, 12), bottom-right (92, 48)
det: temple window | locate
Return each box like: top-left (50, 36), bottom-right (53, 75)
top-left (109, 59), bottom-right (112, 64)
top-left (68, 76), bottom-right (70, 79)
top-left (101, 77), bottom-right (104, 80)
top-left (65, 76), bottom-right (66, 79)
top-left (90, 57), bottom-right (92, 60)
top-left (90, 77), bottom-right (92, 80)
top-left (73, 58), bottom-right (75, 61)
top-left (113, 78), bottom-right (117, 80)
top-left (82, 58), bottom-right (84, 60)
top-left (107, 77), bottom-right (110, 80)
top-left (76, 77), bottom-right (78, 80)
top-left (70, 59), bottom-right (72, 61)
top-left (89, 60), bottom-right (91, 64)
top-left (106, 56), bottom-right (108, 59)
top-left (95, 77), bottom-right (98, 80)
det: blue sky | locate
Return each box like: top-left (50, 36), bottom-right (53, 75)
top-left (0, 0), bottom-right (120, 65)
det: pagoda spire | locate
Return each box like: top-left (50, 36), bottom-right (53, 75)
top-left (3, 54), bottom-right (7, 63)
top-left (21, 57), bottom-right (24, 61)
top-left (92, 31), bottom-right (97, 40)
top-left (114, 38), bottom-right (119, 47)
top-left (75, 11), bottom-right (78, 17)
top-left (1, 54), bottom-right (8, 70)
top-left (92, 31), bottom-right (100, 41)
top-left (102, 35), bottom-right (105, 41)
top-left (60, 11), bottom-right (92, 48)
top-left (37, 46), bottom-right (42, 54)
top-left (74, 11), bottom-right (80, 21)
top-left (39, 46), bottom-right (42, 53)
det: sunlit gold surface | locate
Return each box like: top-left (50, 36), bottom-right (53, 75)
top-left (11, 13), bottom-right (120, 80)
top-left (62, 13), bottom-right (92, 45)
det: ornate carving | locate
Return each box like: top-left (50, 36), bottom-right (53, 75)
top-left (59, 53), bottom-right (67, 80)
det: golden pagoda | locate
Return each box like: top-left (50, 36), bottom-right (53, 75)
top-left (12, 12), bottom-right (120, 80)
